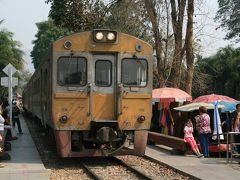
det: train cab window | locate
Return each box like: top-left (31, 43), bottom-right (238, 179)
top-left (58, 57), bottom-right (87, 86)
top-left (122, 58), bottom-right (147, 87)
top-left (95, 60), bottom-right (112, 87)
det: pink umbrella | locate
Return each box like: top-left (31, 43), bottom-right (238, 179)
top-left (152, 87), bottom-right (192, 102)
top-left (192, 94), bottom-right (239, 103)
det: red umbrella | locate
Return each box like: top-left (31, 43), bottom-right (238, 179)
top-left (192, 94), bottom-right (239, 103)
top-left (152, 87), bottom-right (192, 102)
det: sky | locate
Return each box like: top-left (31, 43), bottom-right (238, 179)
top-left (0, 0), bottom-right (50, 72)
top-left (195, 0), bottom-right (238, 57)
top-left (0, 0), bottom-right (238, 73)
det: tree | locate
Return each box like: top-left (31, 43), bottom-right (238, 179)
top-left (195, 46), bottom-right (240, 99)
top-left (167, 0), bottom-right (187, 88)
top-left (215, 0), bottom-right (240, 41)
top-left (0, 25), bottom-right (24, 70)
top-left (144, 0), bottom-right (194, 89)
top-left (46, 0), bottom-right (110, 32)
top-left (185, 0), bottom-right (194, 94)
top-left (31, 19), bottom-right (71, 69)
top-left (144, 0), bottom-right (166, 87)
top-left (102, 0), bottom-right (152, 41)
top-left (15, 70), bottom-right (32, 95)
top-left (191, 54), bottom-right (212, 98)
top-left (0, 21), bottom-right (24, 97)
top-left (46, 0), bottom-right (152, 41)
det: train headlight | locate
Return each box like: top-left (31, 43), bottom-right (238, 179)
top-left (95, 32), bottom-right (104, 40)
top-left (93, 29), bottom-right (117, 43)
top-left (60, 115), bottom-right (68, 123)
top-left (137, 115), bottom-right (145, 122)
top-left (107, 32), bottom-right (115, 41)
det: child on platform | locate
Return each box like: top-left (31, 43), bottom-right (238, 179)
top-left (184, 119), bottom-right (203, 158)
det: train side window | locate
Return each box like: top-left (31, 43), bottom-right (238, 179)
top-left (58, 56), bottom-right (87, 86)
top-left (122, 58), bottom-right (148, 87)
top-left (95, 60), bottom-right (112, 87)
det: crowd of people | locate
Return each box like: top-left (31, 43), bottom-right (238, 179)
top-left (0, 97), bottom-right (22, 168)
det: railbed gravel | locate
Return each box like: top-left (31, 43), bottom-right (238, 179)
top-left (83, 158), bottom-right (140, 179)
top-left (117, 155), bottom-right (190, 180)
top-left (24, 114), bottom-right (190, 180)
top-left (24, 115), bottom-right (90, 179)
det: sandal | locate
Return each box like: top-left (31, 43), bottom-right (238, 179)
top-left (197, 154), bottom-right (204, 158)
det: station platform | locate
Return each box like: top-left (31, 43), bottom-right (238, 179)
top-left (0, 115), bottom-right (49, 180)
top-left (145, 145), bottom-right (240, 180)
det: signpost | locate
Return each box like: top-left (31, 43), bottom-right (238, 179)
top-left (1, 63), bottom-right (18, 126)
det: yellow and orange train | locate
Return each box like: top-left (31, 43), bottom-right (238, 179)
top-left (23, 30), bottom-right (153, 157)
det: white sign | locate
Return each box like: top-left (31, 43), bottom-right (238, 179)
top-left (1, 63), bottom-right (18, 128)
top-left (0, 77), bottom-right (8, 87)
top-left (12, 78), bottom-right (18, 87)
top-left (3, 63), bottom-right (16, 76)
top-left (1, 77), bottom-right (18, 87)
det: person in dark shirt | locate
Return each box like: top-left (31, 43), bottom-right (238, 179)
top-left (1, 100), bottom-right (14, 140)
top-left (222, 104), bottom-right (240, 155)
top-left (12, 101), bottom-right (22, 134)
top-left (222, 104), bottom-right (240, 132)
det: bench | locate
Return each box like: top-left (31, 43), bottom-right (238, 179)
top-left (148, 131), bottom-right (190, 152)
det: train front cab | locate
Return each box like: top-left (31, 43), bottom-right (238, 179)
top-left (52, 30), bottom-right (153, 157)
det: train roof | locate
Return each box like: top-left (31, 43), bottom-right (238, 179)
top-left (53, 30), bottom-right (153, 55)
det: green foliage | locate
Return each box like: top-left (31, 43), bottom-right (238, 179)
top-left (31, 19), bottom-right (71, 69)
top-left (15, 70), bottom-right (32, 95)
top-left (0, 32), bottom-right (23, 70)
top-left (102, 0), bottom-right (152, 42)
top-left (46, 0), bottom-right (152, 41)
top-left (0, 21), bottom-right (24, 97)
top-left (46, 0), bottom-right (107, 32)
top-left (215, 0), bottom-right (240, 41)
top-left (195, 46), bottom-right (240, 99)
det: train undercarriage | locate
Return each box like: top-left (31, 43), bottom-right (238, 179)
top-left (54, 122), bottom-right (148, 157)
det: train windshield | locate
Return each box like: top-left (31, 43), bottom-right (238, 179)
top-left (122, 58), bottom-right (147, 87)
top-left (58, 56), bottom-right (87, 86)
top-left (95, 60), bottom-right (112, 87)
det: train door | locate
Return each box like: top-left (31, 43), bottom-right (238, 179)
top-left (91, 54), bottom-right (117, 121)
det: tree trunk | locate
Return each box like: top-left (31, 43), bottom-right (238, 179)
top-left (168, 0), bottom-right (186, 88)
top-left (144, 0), bottom-right (165, 87)
top-left (185, 0), bottom-right (194, 94)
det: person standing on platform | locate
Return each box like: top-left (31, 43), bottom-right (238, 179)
top-left (184, 119), bottom-right (203, 158)
top-left (2, 100), bottom-right (17, 140)
top-left (195, 106), bottom-right (212, 158)
top-left (12, 100), bottom-right (22, 134)
top-left (233, 112), bottom-right (240, 153)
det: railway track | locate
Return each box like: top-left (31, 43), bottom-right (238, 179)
top-left (24, 114), bottom-right (190, 180)
top-left (80, 157), bottom-right (153, 180)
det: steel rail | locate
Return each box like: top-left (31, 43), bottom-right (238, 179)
top-left (80, 161), bottom-right (102, 180)
top-left (111, 157), bottom-right (153, 180)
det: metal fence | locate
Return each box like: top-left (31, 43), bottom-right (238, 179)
top-left (226, 132), bottom-right (240, 163)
